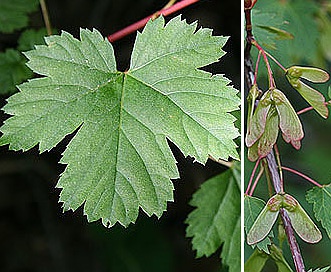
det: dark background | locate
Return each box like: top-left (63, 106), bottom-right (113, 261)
top-left (0, 1), bottom-right (240, 271)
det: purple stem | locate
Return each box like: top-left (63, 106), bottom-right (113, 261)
top-left (244, 7), bottom-right (306, 271)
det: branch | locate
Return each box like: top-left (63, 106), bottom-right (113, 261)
top-left (107, 0), bottom-right (200, 42)
top-left (244, 8), bottom-right (306, 270)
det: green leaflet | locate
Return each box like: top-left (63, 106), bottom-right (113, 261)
top-left (247, 194), bottom-right (282, 245)
top-left (0, 17), bottom-right (240, 227)
top-left (186, 168), bottom-right (240, 272)
top-left (283, 194), bottom-right (322, 243)
top-left (306, 184), bottom-right (331, 239)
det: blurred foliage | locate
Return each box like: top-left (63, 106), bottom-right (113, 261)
top-left (245, 0), bottom-right (331, 270)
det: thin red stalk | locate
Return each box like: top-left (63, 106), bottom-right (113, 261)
top-left (297, 101), bottom-right (331, 115)
top-left (107, 0), bottom-right (200, 42)
top-left (282, 166), bottom-right (323, 188)
top-left (253, 51), bottom-right (261, 85)
top-left (245, 157), bottom-right (262, 195)
top-left (265, 51), bottom-right (286, 72)
top-left (251, 40), bottom-right (275, 89)
top-left (249, 166), bottom-right (264, 196)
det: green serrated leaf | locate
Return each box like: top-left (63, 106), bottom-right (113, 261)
top-left (244, 195), bottom-right (273, 253)
top-left (0, 49), bottom-right (33, 95)
top-left (306, 184), bottom-right (331, 238)
top-left (186, 169), bottom-right (240, 272)
top-left (307, 266), bottom-right (331, 272)
top-left (0, 0), bottom-right (39, 33)
top-left (0, 16), bottom-right (239, 227)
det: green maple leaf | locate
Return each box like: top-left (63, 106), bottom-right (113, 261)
top-left (306, 184), bottom-right (331, 238)
top-left (0, 0), bottom-right (39, 33)
top-left (0, 16), bottom-right (239, 227)
top-left (186, 167), bottom-right (240, 272)
top-left (0, 49), bottom-right (33, 95)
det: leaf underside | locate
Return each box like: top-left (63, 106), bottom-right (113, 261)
top-left (0, 16), bottom-right (239, 227)
top-left (186, 168), bottom-right (240, 272)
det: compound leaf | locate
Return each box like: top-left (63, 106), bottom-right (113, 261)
top-left (0, 16), bottom-right (239, 227)
top-left (0, 0), bottom-right (39, 33)
top-left (306, 184), bottom-right (331, 238)
top-left (186, 168), bottom-right (240, 272)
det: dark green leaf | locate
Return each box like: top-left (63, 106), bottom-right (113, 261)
top-left (0, 0), bottom-right (39, 33)
top-left (0, 49), bottom-right (33, 95)
top-left (186, 169), bottom-right (240, 271)
top-left (17, 28), bottom-right (49, 51)
top-left (306, 184), bottom-right (331, 239)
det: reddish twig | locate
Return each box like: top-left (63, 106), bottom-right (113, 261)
top-left (107, 0), bottom-right (200, 42)
top-left (249, 165), bottom-right (264, 196)
top-left (297, 101), bottom-right (331, 115)
top-left (245, 157), bottom-right (262, 195)
top-left (281, 166), bottom-right (323, 188)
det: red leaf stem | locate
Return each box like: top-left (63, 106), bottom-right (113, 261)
top-left (281, 166), bottom-right (323, 188)
top-left (107, 0), bottom-right (200, 42)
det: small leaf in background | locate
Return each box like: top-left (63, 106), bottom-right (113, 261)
top-left (17, 28), bottom-right (50, 51)
top-left (251, 9), bottom-right (293, 50)
top-left (0, 16), bottom-right (240, 227)
top-left (0, 0), bottom-right (39, 33)
top-left (244, 195), bottom-right (273, 253)
top-left (246, 90), bottom-right (272, 147)
top-left (244, 249), bottom-right (269, 272)
top-left (283, 194), bottom-right (322, 243)
top-left (247, 194), bottom-right (282, 245)
top-left (285, 68), bottom-right (329, 119)
top-left (186, 168), bottom-right (240, 272)
top-left (307, 267), bottom-right (331, 272)
top-left (0, 49), bottom-right (33, 95)
top-left (306, 184), bottom-right (331, 239)
top-left (272, 89), bottom-right (304, 149)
